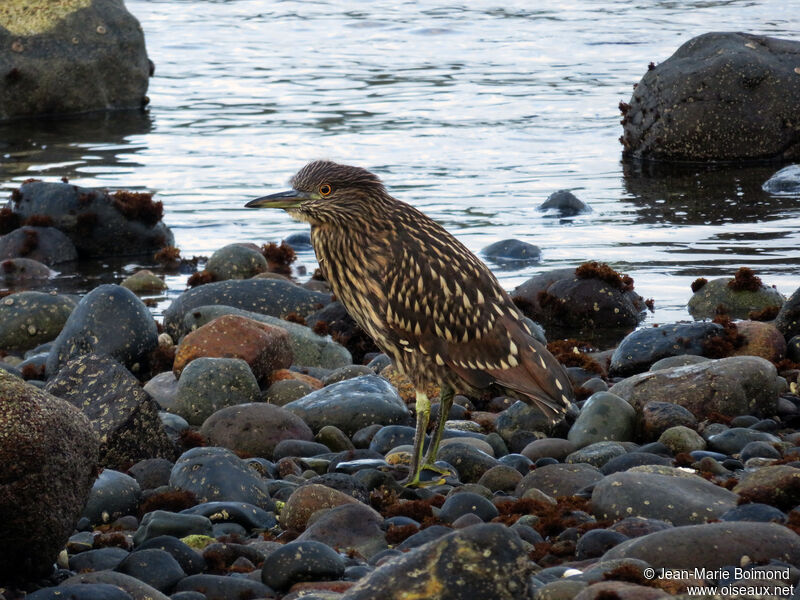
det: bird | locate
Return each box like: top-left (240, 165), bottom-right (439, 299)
top-left (246, 161), bottom-right (574, 486)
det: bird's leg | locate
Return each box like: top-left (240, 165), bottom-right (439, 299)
top-left (401, 389), bottom-right (431, 487)
top-left (422, 384), bottom-right (454, 469)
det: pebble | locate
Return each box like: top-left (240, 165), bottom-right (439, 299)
top-left (133, 510), bottom-right (214, 545)
top-left (733, 465), bottom-right (800, 509)
top-left (174, 574), bottom-right (275, 600)
top-left (206, 243), bottom-right (267, 280)
top-left (81, 469), bottom-right (142, 525)
top-left (68, 546), bottom-right (130, 572)
top-left (538, 189), bottom-right (590, 214)
top-left (481, 238), bottom-right (542, 265)
top-left (639, 401), bottom-right (697, 441)
top-left (707, 427), bottom-right (781, 454)
top-left (566, 441), bottom-right (627, 468)
top-left (174, 357), bottom-right (260, 425)
top-left (574, 529), bottom-right (629, 560)
top-left (720, 503), bottom-right (787, 523)
top-left (0, 290), bottom-right (75, 353)
top-left (436, 442), bottom-right (499, 483)
top-left (261, 540), bottom-right (345, 591)
top-left (568, 392), bottom-right (636, 448)
top-left (27, 585), bottom-right (133, 600)
top-left (200, 402), bottom-right (313, 459)
top-left (169, 447), bottom-right (274, 509)
top-left (296, 503), bottom-right (387, 560)
top-left (515, 463), bottom-right (604, 498)
top-left (181, 501), bottom-right (278, 530)
top-left (137, 535), bottom-right (206, 575)
top-left (658, 425), bottom-right (706, 453)
top-left (116, 548), bottom-right (186, 593)
top-left (439, 492), bottom-right (499, 523)
top-left (688, 276), bottom-right (784, 320)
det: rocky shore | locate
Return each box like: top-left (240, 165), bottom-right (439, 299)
top-left (1, 176), bottom-right (800, 600)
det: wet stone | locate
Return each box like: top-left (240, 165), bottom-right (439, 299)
top-left (591, 471), bottom-right (737, 526)
top-left (283, 374), bottom-right (410, 435)
top-left (568, 392), bottom-right (635, 448)
top-left (609, 321), bottom-right (721, 376)
top-left (116, 548), bottom-right (185, 593)
top-left (566, 441), bottom-right (627, 468)
top-left (61, 572), bottom-right (171, 600)
top-left (175, 357), bottom-right (259, 426)
top-left (261, 540), bottom-right (345, 591)
top-left (602, 521), bottom-right (800, 570)
top-left (707, 427), bottom-right (780, 455)
top-left (200, 402), bottom-right (313, 459)
top-left (132, 510), bottom-right (213, 546)
top-left (740, 440), bottom-right (781, 461)
top-left (45, 284), bottom-right (158, 376)
top-left (0, 291), bottom-right (75, 353)
top-left (733, 465), bottom-right (800, 510)
top-left (273, 439), bottom-right (331, 460)
top-left (169, 447), bottom-right (274, 509)
top-left (720, 503), bottom-right (787, 523)
top-left (0, 226), bottom-right (78, 266)
top-left (206, 243), bottom-right (267, 281)
top-left (121, 270), bottom-right (167, 294)
top-left (137, 535), bottom-right (206, 575)
top-left (162, 278), bottom-right (331, 340)
top-left (775, 286), bottom-right (800, 340)
top-left (316, 424), bottom-right (355, 452)
top-left (439, 492), bottom-right (499, 523)
top-left (264, 378), bottom-right (315, 405)
top-left (477, 464), bottom-right (523, 493)
top-left (763, 164), bottom-right (800, 195)
top-left (436, 442), bottom-right (499, 483)
top-left (538, 189), bottom-right (590, 215)
top-left (46, 354), bottom-right (175, 469)
top-left (68, 546), bottom-right (130, 572)
top-left (521, 438), bottom-right (576, 462)
top-left (343, 523), bottom-right (531, 600)
top-left (658, 425), bottom-right (706, 454)
top-left (182, 305), bottom-right (351, 370)
top-left (280, 483), bottom-right (361, 531)
top-left (600, 452), bottom-right (672, 475)
top-left (304, 473), bottom-right (370, 503)
top-left (296, 502), bottom-right (387, 560)
top-left (494, 400), bottom-right (554, 446)
top-left (481, 239), bottom-right (542, 265)
top-left (574, 529), bottom-right (629, 560)
top-left (609, 356), bottom-right (782, 420)
top-left (639, 401), bottom-right (697, 442)
top-left (27, 585), bottom-right (133, 600)
top-left (128, 458), bottom-right (173, 491)
top-left (143, 371), bottom-right (179, 411)
top-left (175, 574), bottom-right (275, 600)
top-left (81, 469), bottom-right (141, 525)
top-left (181, 501), bottom-right (277, 530)
top-left (515, 463), bottom-right (604, 498)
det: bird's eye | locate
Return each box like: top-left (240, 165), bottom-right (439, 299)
top-left (319, 183), bottom-right (332, 197)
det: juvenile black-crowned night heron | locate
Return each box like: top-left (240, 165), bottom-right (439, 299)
top-left (246, 161), bottom-right (574, 486)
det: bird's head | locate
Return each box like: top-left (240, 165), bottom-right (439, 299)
top-left (245, 160), bottom-right (388, 226)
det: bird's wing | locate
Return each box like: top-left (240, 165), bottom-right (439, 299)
top-left (382, 225), bottom-right (573, 419)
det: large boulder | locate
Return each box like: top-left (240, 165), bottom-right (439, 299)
top-left (45, 354), bottom-right (175, 469)
top-left (0, 371), bottom-right (99, 582)
top-left (610, 355), bottom-right (782, 419)
top-left (0, 226), bottom-right (78, 265)
top-left (688, 276), bottom-right (783, 320)
top-left (0, 0), bottom-right (151, 120)
top-left (8, 181), bottom-right (173, 258)
top-left (621, 32), bottom-right (800, 161)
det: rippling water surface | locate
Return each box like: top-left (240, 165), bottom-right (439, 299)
top-left (1, 0), bottom-right (798, 324)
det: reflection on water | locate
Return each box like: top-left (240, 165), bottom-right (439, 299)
top-left (0, 0), bottom-right (798, 325)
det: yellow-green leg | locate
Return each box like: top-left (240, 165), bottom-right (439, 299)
top-left (401, 390), bottom-right (431, 487)
top-left (422, 384), bottom-right (454, 469)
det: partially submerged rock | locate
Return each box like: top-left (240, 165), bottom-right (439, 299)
top-left (621, 32), bottom-right (800, 161)
top-left (0, 0), bottom-right (151, 120)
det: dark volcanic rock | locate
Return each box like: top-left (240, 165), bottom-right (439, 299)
top-left (621, 32), bottom-right (800, 161)
top-left (342, 523), bottom-right (531, 600)
top-left (0, 0), bottom-right (150, 120)
top-left (602, 522), bottom-right (800, 570)
top-left (0, 291), bottom-right (75, 353)
top-left (0, 371), bottom-right (99, 582)
top-left (261, 540), bottom-right (345, 591)
top-left (170, 447), bottom-right (274, 510)
top-left (116, 548), bottom-right (185, 593)
top-left (609, 356), bottom-right (782, 419)
top-left (609, 322), bottom-right (722, 376)
top-left (163, 278), bottom-right (330, 339)
top-left (200, 402), bottom-right (313, 459)
top-left (0, 226), bottom-right (78, 265)
top-left (81, 468), bottom-right (141, 524)
top-left (45, 284), bottom-right (159, 376)
top-left (46, 354), bottom-right (175, 469)
top-left (10, 182), bottom-right (172, 257)
top-left (283, 374), bottom-right (410, 435)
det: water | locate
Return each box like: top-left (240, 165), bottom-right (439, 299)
top-left (1, 0), bottom-right (798, 326)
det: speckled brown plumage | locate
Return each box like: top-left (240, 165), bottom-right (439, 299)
top-left (247, 161), bottom-right (574, 484)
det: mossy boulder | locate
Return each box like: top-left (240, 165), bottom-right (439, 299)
top-left (688, 276), bottom-right (783, 320)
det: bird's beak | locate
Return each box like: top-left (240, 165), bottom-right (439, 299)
top-left (245, 189), bottom-right (311, 209)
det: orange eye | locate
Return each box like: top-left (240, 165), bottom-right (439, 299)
top-left (319, 183), bottom-right (332, 197)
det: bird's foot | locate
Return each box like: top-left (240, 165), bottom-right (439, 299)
top-left (400, 463), bottom-right (456, 488)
